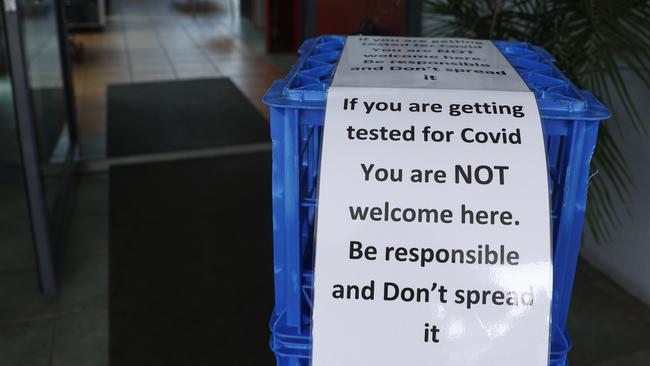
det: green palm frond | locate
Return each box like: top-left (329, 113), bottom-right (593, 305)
top-left (423, 0), bottom-right (650, 242)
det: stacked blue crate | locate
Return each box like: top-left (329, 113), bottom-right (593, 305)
top-left (263, 35), bottom-right (610, 366)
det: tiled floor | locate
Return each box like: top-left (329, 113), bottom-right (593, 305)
top-left (1, 1), bottom-right (650, 365)
top-left (0, 173), bottom-right (109, 366)
top-left (72, 0), bottom-right (283, 159)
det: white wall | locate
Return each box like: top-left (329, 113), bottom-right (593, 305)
top-left (582, 69), bottom-right (650, 305)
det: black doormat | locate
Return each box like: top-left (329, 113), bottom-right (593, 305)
top-left (109, 152), bottom-right (274, 365)
top-left (107, 78), bottom-right (269, 157)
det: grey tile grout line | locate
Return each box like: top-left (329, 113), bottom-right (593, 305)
top-left (166, 4), bottom-right (225, 75)
top-left (175, 22), bottom-right (222, 74)
top-left (147, 11), bottom-right (181, 79)
top-left (116, 10), bottom-right (134, 82)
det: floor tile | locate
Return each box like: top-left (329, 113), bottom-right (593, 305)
top-left (168, 54), bottom-right (210, 64)
top-left (78, 124), bottom-right (107, 137)
top-left (0, 224), bottom-right (105, 323)
top-left (56, 256), bottom-right (109, 314)
top-left (50, 310), bottom-right (109, 366)
top-left (229, 72), bottom-right (280, 86)
top-left (78, 107), bottom-right (107, 121)
top-left (215, 59), bottom-right (278, 76)
top-left (132, 72), bottom-right (177, 83)
top-left (0, 319), bottom-right (54, 366)
top-left (591, 348), bottom-right (650, 366)
top-left (171, 60), bottom-right (215, 70)
top-left (207, 52), bottom-right (256, 64)
top-left (178, 67), bottom-right (221, 77)
top-left (0, 224), bottom-right (35, 270)
top-left (130, 63), bottom-right (175, 73)
top-left (76, 84), bottom-right (109, 97)
top-left (78, 96), bottom-right (107, 112)
top-left (0, 182), bottom-right (30, 226)
top-left (0, 267), bottom-right (58, 323)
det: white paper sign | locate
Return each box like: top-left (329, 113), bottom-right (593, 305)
top-left (332, 36), bottom-right (529, 91)
top-left (311, 36), bottom-right (552, 366)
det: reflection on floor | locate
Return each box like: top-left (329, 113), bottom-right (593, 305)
top-left (1, 0), bottom-right (649, 365)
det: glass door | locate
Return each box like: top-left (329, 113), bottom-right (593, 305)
top-left (0, 1), bottom-right (40, 292)
top-left (20, 0), bottom-right (78, 225)
top-left (1, 0), bottom-right (78, 294)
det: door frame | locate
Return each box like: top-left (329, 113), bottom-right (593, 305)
top-left (1, 0), bottom-right (79, 295)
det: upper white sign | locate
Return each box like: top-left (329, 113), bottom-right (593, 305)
top-left (332, 36), bottom-right (529, 91)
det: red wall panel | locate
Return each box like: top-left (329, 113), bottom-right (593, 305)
top-left (315, 0), bottom-right (405, 36)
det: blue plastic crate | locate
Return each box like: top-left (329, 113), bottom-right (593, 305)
top-left (263, 35), bottom-right (610, 366)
